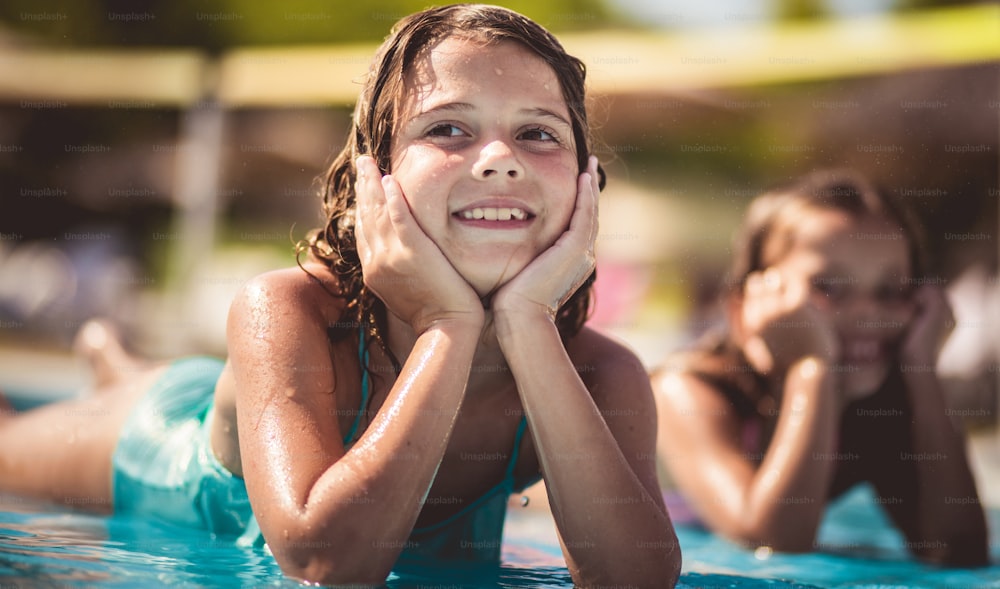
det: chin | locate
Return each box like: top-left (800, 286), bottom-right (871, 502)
top-left (452, 255), bottom-right (532, 297)
top-left (841, 364), bottom-right (890, 401)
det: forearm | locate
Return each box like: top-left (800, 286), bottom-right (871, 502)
top-left (738, 358), bottom-right (840, 550)
top-left (901, 372), bottom-right (987, 565)
top-left (270, 320), bottom-right (482, 583)
top-left (496, 313), bottom-right (679, 586)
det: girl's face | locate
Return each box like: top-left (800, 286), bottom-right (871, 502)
top-left (389, 36), bottom-right (579, 297)
top-left (762, 209), bottom-right (915, 399)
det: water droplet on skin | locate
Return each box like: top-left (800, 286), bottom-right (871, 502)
top-left (520, 495), bottom-right (530, 507)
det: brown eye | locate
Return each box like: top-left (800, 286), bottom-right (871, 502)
top-left (811, 277), bottom-right (849, 302)
top-left (426, 124), bottom-right (465, 137)
top-left (519, 127), bottom-right (557, 142)
top-left (875, 283), bottom-right (912, 304)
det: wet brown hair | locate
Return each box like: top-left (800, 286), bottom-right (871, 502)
top-left (298, 4), bottom-right (602, 365)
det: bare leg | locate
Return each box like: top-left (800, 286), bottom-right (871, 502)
top-left (0, 321), bottom-right (166, 512)
top-left (0, 367), bottom-right (165, 513)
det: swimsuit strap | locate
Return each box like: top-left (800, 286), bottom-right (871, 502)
top-left (505, 415), bottom-right (528, 479)
top-left (342, 330), bottom-right (370, 446)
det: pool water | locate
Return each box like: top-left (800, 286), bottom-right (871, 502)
top-left (1, 484), bottom-right (997, 588)
top-left (677, 484), bottom-right (1000, 588)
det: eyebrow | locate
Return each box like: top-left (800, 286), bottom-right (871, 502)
top-left (406, 102), bottom-right (572, 128)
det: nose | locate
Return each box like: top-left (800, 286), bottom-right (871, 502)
top-left (844, 294), bottom-right (908, 334)
top-left (471, 140), bottom-right (524, 180)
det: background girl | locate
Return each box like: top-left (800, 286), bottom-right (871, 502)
top-left (653, 169), bottom-right (987, 566)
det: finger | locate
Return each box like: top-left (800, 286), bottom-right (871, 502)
top-left (588, 155), bottom-right (600, 196)
top-left (761, 267), bottom-right (782, 293)
top-left (568, 157), bottom-right (599, 247)
top-left (587, 155), bottom-right (600, 243)
top-left (354, 158), bottom-right (371, 256)
top-left (381, 174), bottom-right (419, 238)
top-left (915, 283), bottom-right (947, 309)
top-left (918, 284), bottom-right (955, 327)
top-left (355, 156), bottom-right (386, 224)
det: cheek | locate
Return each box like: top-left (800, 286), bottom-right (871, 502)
top-left (809, 291), bottom-right (835, 313)
top-left (547, 162), bottom-right (580, 222)
top-left (392, 149), bottom-right (462, 215)
top-left (885, 300), bottom-right (915, 327)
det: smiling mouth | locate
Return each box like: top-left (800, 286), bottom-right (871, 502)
top-left (842, 339), bottom-right (887, 364)
top-left (456, 207), bottom-right (530, 221)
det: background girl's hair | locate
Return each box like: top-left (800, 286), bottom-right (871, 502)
top-left (725, 168), bottom-right (927, 296)
top-left (297, 4), bottom-right (602, 372)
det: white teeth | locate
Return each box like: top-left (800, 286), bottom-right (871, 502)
top-left (459, 207), bottom-right (527, 221)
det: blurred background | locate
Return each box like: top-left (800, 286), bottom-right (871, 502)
top-left (0, 1), bottom-right (997, 435)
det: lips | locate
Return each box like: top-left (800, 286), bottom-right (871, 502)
top-left (841, 338), bottom-right (887, 364)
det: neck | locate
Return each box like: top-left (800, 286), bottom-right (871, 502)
top-left (384, 310), bottom-right (515, 398)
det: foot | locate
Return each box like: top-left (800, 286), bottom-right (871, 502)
top-left (72, 320), bottom-right (143, 391)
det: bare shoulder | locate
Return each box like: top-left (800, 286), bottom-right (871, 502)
top-left (564, 326), bottom-right (650, 400)
top-left (650, 354), bottom-right (744, 443)
top-left (228, 260), bottom-right (347, 328)
top-left (224, 260), bottom-right (350, 397)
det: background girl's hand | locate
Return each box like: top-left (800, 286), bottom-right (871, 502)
top-left (491, 156), bottom-right (599, 321)
top-left (899, 284), bottom-right (953, 367)
top-left (354, 156), bottom-right (483, 333)
top-left (740, 268), bottom-right (839, 374)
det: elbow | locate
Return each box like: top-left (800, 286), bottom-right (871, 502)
top-left (623, 528), bottom-right (684, 588)
top-left (913, 543), bottom-right (989, 568)
top-left (726, 531), bottom-right (816, 555)
top-left (273, 546), bottom-right (393, 586)
top-left (662, 537), bottom-right (683, 588)
top-left (913, 528), bottom-right (990, 568)
top-left (725, 516), bottom-right (819, 554)
top-left (267, 526), bottom-right (394, 585)
top-left (640, 528), bottom-right (683, 588)
top-left (910, 505), bottom-right (990, 568)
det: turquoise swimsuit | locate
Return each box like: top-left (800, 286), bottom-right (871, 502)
top-left (111, 351), bottom-right (535, 561)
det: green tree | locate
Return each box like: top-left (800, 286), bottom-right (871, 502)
top-left (0, 0), bottom-right (618, 51)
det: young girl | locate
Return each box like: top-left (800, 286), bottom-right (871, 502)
top-left (0, 5), bottom-right (679, 587)
top-left (653, 169), bottom-right (988, 566)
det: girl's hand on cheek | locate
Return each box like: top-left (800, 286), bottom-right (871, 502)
top-left (492, 156), bottom-right (599, 322)
top-left (354, 156), bottom-right (484, 333)
top-left (899, 284), bottom-right (953, 366)
top-left (741, 268), bottom-right (839, 374)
